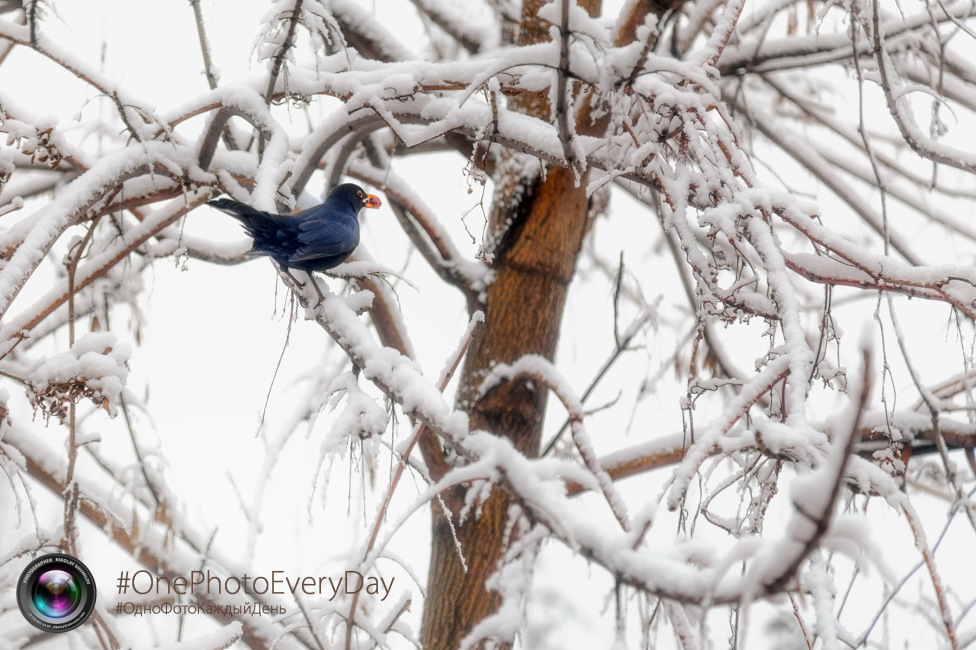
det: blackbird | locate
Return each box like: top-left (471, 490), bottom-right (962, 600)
top-left (208, 183), bottom-right (382, 272)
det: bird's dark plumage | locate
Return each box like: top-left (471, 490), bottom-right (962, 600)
top-left (208, 183), bottom-right (381, 272)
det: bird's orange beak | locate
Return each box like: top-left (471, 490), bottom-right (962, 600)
top-left (364, 194), bottom-right (382, 209)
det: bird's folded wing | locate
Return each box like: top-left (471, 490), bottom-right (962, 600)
top-left (292, 220), bottom-right (358, 262)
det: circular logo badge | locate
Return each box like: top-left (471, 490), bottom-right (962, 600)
top-left (17, 553), bottom-right (97, 633)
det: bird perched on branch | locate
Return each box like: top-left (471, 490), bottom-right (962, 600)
top-left (208, 183), bottom-right (382, 273)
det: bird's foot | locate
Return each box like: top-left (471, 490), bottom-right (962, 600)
top-left (309, 275), bottom-right (326, 303)
top-left (281, 267), bottom-right (327, 306)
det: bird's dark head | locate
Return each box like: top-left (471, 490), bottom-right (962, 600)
top-left (329, 183), bottom-right (382, 212)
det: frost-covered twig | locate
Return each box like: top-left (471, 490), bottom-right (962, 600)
top-left (188, 0), bottom-right (219, 91)
top-left (553, 0), bottom-right (581, 178)
top-left (0, 189), bottom-right (210, 360)
top-left (869, 0), bottom-right (976, 175)
top-left (260, 0), bottom-right (304, 105)
top-left (756, 343), bottom-right (870, 594)
top-left (695, 0), bottom-right (746, 70)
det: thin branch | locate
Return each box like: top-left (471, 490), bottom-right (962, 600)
top-left (698, 0), bottom-right (746, 70)
top-left (901, 502), bottom-right (959, 649)
top-left (869, 0), bottom-right (976, 175)
top-left (189, 0), bottom-right (220, 91)
top-left (263, 0), bottom-right (304, 105)
top-left (407, 0), bottom-right (486, 53)
top-left (542, 311), bottom-right (651, 455)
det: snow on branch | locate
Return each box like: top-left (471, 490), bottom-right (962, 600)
top-left (482, 354), bottom-right (630, 530)
top-left (746, 342), bottom-right (871, 594)
top-left (2, 418), bottom-right (316, 649)
top-left (24, 332), bottom-right (130, 423)
top-left (279, 270), bottom-right (880, 610)
top-left (0, 142), bottom-right (195, 322)
top-left (2, 0), bottom-right (976, 646)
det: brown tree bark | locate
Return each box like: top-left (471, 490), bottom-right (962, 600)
top-left (420, 165), bottom-right (590, 649)
top-left (420, 1), bottom-right (599, 648)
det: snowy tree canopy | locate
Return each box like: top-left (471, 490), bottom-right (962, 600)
top-left (2, 0), bottom-right (976, 648)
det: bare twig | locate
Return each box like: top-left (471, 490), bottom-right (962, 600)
top-left (189, 0), bottom-right (220, 91)
top-left (901, 502), bottom-right (959, 649)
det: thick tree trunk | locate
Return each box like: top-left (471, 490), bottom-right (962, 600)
top-left (419, 0), bottom-right (600, 646)
top-left (420, 0), bottom-right (680, 643)
top-left (420, 163), bottom-right (590, 649)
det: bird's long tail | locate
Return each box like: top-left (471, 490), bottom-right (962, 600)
top-left (207, 198), bottom-right (289, 241)
top-left (207, 198), bottom-right (270, 224)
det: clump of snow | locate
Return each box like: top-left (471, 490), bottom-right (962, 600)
top-left (323, 371), bottom-right (389, 444)
top-left (25, 332), bottom-right (131, 423)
